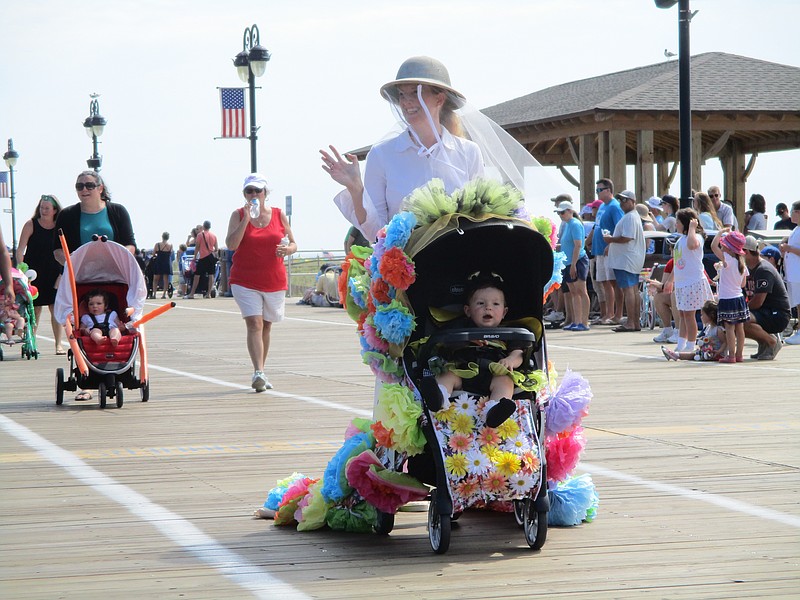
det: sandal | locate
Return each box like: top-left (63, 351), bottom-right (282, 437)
top-left (55, 348), bottom-right (67, 356)
top-left (612, 325), bottom-right (640, 333)
top-left (74, 391), bottom-right (93, 401)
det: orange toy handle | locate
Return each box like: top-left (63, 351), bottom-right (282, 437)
top-left (129, 302), bottom-right (176, 329)
top-left (58, 229), bottom-right (80, 329)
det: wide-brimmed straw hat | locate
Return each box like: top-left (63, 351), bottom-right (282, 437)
top-left (380, 56), bottom-right (466, 108)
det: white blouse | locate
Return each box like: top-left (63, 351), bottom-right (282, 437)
top-left (334, 127), bottom-right (483, 240)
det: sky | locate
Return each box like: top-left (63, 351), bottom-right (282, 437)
top-left (2, 0), bottom-right (799, 257)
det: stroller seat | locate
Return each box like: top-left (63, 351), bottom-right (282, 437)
top-left (74, 282), bottom-right (138, 369)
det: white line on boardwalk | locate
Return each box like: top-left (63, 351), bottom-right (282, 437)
top-left (0, 415), bottom-right (312, 600)
top-left (150, 362), bottom-right (800, 530)
top-left (580, 462), bottom-right (800, 529)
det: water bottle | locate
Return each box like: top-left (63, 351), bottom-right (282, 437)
top-left (249, 198), bottom-right (260, 219)
top-left (277, 235), bottom-right (289, 257)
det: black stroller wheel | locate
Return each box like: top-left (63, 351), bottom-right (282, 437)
top-left (513, 499), bottom-right (525, 527)
top-left (522, 498), bottom-right (548, 550)
top-left (98, 382), bottom-right (107, 409)
top-left (116, 382), bottom-right (124, 408)
top-left (373, 511), bottom-right (395, 535)
top-left (56, 368), bottom-right (65, 405)
top-left (140, 380), bottom-right (150, 402)
top-left (427, 488), bottom-right (451, 554)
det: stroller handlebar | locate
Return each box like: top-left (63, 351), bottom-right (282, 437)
top-left (426, 327), bottom-right (536, 346)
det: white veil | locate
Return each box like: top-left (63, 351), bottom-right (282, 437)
top-left (382, 85), bottom-right (564, 219)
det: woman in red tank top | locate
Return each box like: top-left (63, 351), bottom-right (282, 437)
top-left (226, 174), bottom-right (297, 392)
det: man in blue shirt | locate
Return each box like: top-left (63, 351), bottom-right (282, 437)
top-left (591, 179), bottom-right (624, 324)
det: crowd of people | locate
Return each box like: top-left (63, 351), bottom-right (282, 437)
top-left (543, 181), bottom-right (798, 362)
top-left (2, 56), bottom-right (798, 394)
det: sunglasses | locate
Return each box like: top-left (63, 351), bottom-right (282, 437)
top-left (244, 187), bottom-right (263, 194)
top-left (595, 187), bottom-right (608, 193)
top-left (709, 193), bottom-right (720, 197)
top-left (75, 182), bottom-right (98, 191)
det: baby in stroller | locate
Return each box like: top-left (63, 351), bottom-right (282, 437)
top-left (422, 273), bottom-right (522, 428)
top-left (1, 302), bottom-right (25, 344)
top-left (79, 289), bottom-right (121, 347)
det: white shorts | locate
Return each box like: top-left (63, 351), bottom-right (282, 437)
top-left (231, 284), bottom-right (285, 322)
top-left (787, 281), bottom-right (800, 307)
top-left (594, 255), bottom-right (614, 282)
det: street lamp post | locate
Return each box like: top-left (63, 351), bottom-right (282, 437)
top-left (3, 139), bottom-right (19, 267)
top-left (655, 0), bottom-right (693, 208)
top-left (233, 24), bottom-right (270, 172)
top-left (83, 94), bottom-right (107, 171)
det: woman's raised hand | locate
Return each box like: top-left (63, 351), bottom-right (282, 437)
top-left (320, 145), bottom-right (362, 190)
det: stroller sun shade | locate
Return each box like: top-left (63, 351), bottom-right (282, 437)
top-left (405, 218), bottom-right (553, 342)
top-left (54, 239), bottom-right (148, 325)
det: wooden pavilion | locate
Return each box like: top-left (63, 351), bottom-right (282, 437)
top-left (482, 52), bottom-right (800, 222)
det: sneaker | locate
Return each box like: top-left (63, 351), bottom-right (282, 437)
top-left (562, 323), bottom-right (577, 331)
top-left (757, 336), bottom-right (782, 361)
top-left (653, 327), bottom-right (673, 343)
top-left (573, 323), bottom-right (591, 331)
top-left (785, 330), bottom-right (800, 345)
top-left (750, 341), bottom-right (767, 359)
top-left (544, 311), bottom-right (565, 322)
top-left (668, 329), bottom-right (680, 344)
top-left (251, 371), bottom-right (272, 392)
top-left (661, 346), bottom-right (679, 361)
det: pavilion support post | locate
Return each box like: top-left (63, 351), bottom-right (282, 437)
top-left (729, 143), bottom-right (747, 227)
top-left (655, 149), bottom-right (669, 196)
top-left (608, 129), bottom-right (627, 190)
top-left (636, 130), bottom-right (655, 203)
top-left (691, 129), bottom-right (703, 193)
top-left (598, 131), bottom-right (610, 180)
top-left (579, 134), bottom-right (598, 205)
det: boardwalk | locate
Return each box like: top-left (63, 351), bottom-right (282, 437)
top-left (1, 297), bottom-right (799, 599)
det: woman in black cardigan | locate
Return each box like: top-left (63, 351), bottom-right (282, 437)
top-left (54, 170), bottom-right (136, 264)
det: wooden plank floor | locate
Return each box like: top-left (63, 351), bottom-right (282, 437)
top-left (1, 297), bottom-right (798, 599)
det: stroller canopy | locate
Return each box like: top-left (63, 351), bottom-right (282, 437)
top-left (54, 240), bottom-right (147, 324)
top-left (404, 217), bottom-right (554, 342)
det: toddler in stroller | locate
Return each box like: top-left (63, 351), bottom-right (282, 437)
top-left (421, 273), bottom-right (526, 428)
top-left (79, 289), bottom-right (122, 347)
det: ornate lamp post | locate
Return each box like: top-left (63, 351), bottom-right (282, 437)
top-left (3, 139), bottom-right (19, 266)
top-left (655, 0), bottom-right (693, 207)
top-left (233, 24), bottom-right (270, 172)
top-left (83, 94), bottom-right (107, 171)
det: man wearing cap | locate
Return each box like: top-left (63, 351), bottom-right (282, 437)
top-left (742, 235), bottom-right (791, 359)
top-left (603, 191), bottom-right (645, 332)
top-left (592, 179), bottom-right (624, 324)
top-left (775, 202), bottom-right (796, 231)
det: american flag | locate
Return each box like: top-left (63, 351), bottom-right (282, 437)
top-left (0, 172), bottom-right (9, 198)
top-left (220, 88), bottom-right (246, 138)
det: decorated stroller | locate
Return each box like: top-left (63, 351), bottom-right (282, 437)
top-left (0, 266), bottom-right (39, 361)
top-left (53, 234), bottom-right (174, 408)
top-left (260, 178), bottom-right (597, 554)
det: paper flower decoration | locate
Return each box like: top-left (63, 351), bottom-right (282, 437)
top-left (345, 449), bottom-right (429, 514)
top-left (373, 384), bottom-right (425, 455)
top-left (545, 427), bottom-right (586, 482)
top-left (379, 247), bottom-right (416, 290)
top-left (372, 299), bottom-right (416, 345)
top-left (548, 474), bottom-right (599, 526)
top-left (546, 369), bottom-right (592, 437)
top-left (384, 211), bottom-right (417, 248)
top-left (321, 432), bottom-right (373, 503)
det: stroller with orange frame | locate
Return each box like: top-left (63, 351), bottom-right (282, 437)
top-left (53, 234), bottom-right (174, 408)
